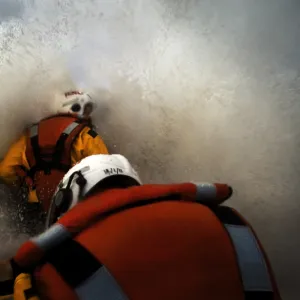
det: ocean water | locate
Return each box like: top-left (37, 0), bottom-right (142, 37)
top-left (0, 0), bottom-right (299, 298)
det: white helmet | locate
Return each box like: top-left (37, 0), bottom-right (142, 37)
top-left (46, 154), bottom-right (141, 228)
top-left (59, 91), bottom-right (96, 118)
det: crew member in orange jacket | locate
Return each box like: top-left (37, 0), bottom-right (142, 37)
top-left (0, 154), bottom-right (281, 300)
top-left (0, 91), bottom-right (108, 212)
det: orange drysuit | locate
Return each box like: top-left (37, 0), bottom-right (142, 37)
top-left (10, 183), bottom-right (281, 300)
top-left (0, 114), bottom-right (108, 210)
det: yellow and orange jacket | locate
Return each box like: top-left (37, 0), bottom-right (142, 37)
top-left (0, 114), bottom-right (108, 210)
top-left (9, 183), bottom-right (281, 300)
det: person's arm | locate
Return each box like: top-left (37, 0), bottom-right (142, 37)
top-left (71, 127), bottom-right (109, 165)
top-left (0, 135), bottom-right (27, 184)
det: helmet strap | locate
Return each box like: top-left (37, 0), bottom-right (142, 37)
top-left (46, 171), bottom-right (87, 229)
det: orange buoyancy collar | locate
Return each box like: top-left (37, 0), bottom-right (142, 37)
top-left (14, 182), bottom-right (232, 267)
top-left (11, 183), bottom-right (281, 300)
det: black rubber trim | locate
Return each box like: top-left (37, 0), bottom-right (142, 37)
top-left (24, 286), bottom-right (37, 299)
top-left (245, 291), bottom-right (274, 300)
top-left (213, 206), bottom-right (245, 226)
top-left (0, 279), bottom-right (14, 296)
top-left (45, 239), bottom-right (102, 287)
top-left (87, 129), bottom-right (98, 138)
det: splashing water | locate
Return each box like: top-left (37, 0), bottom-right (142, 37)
top-left (0, 0), bottom-right (300, 297)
